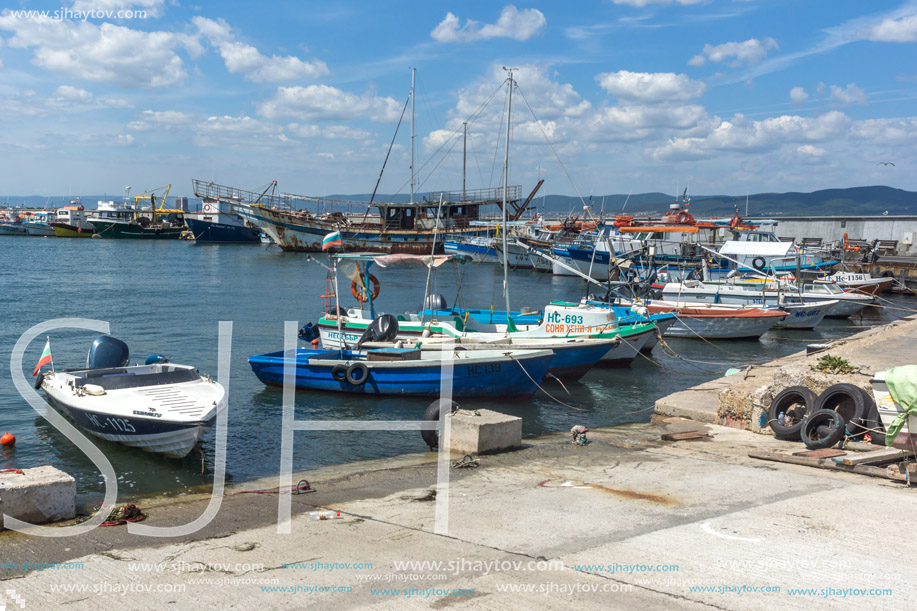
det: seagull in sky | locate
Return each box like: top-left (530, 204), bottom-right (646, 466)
top-left (877, 161), bottom-right (895, 166)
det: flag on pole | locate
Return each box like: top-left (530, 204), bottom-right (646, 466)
top-left (322, 231), bottom-right (342, 251)
top-left (33, 339), bottom-right (52, 376)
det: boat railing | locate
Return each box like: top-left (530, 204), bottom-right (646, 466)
top-left (193, 179), bottom-right (523, 215)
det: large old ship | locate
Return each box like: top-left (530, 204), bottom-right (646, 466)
top-left (191, 180), bottom-right (538, 254)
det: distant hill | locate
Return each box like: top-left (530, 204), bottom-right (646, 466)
top-left (3, 186), bottom-right (915, 217)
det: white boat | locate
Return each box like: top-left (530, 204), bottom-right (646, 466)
top-left (618, 299), bottom-right (785, 339)
top-left (23, 211), bottom-right (57, 236)
top-left (827, 271), bottom-right (895, 296)
top-left (870, 369), bottom-right (915, 448)
top-left (662, 279), bottom-right (873, 318)
top-left (39, 336), bottom-right (225, 458)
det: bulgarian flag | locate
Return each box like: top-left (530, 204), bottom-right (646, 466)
top-left (33, 338), bottom-right (53, 376)
top-left (322, 231), bottom-right (343, 251)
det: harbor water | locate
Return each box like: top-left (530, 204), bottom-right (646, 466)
top-left (1, 236), bottom-right (913, 508)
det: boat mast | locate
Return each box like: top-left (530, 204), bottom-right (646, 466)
top-left (502, 68), bottom-right (515, 323)
top-left (410, 67), bottom-right (415, 205)
top-left (462, 121), bottom-right (467, 202)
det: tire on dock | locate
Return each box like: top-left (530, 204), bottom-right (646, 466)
top-left (800, 409), bottom-right (846, 449)
top-left (421, 399), bottom-right (459, 450)
top-left (767, 386), bottom-right (816, 440)
top-left (813, 384), bottom-right (866, 435)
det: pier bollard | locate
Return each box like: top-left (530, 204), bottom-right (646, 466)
top-left (447, 409), bottom-right (522, 455)
top-left (0, 466), bottom-right (76, 530)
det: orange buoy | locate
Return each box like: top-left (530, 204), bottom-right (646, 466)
top-left (1, 432), bottom-right (15, 447)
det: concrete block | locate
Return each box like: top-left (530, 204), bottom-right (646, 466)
top-left (447, 409), bottom-right (521, 455)
top-left (0, 466), bottom-right (76, 529)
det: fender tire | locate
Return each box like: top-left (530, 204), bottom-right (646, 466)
top-left (421, 399), bottom-right (459, 450)
top-left (814, 384), bottom-right (866, 435)
top-left (34, 372), bottom-right (45, 390)
top-left (345, 362), bottom-right (369, 386)
top-left (331, 364), bottom-right (348, 382)
top-left (767, 386), bottom-right (816, 440)
top-left (801, 409), bottom-right (846, 449)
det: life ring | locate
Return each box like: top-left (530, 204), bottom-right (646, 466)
top-left (345, 362), bottom-right (369, 385)
top-left (351, 274), bottom-right (380, 303)
top-left (752, 257), bottom-right (766, 271)
top-left (331, 364), bottom-right (348, 382)
top-left (730, 216), bottom-right (741, 229)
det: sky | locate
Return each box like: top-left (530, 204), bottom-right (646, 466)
top-left (1, 0), bottom-right (916, 200)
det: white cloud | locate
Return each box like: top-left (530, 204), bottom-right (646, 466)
top-left (0, 13), bottom-right (196, 87)
top-left (193, 17), bottom-right (328, 82)
top-left (115, 134), bottom-right (135, 146)
top-left (789, 86), bottom-right (808, 104)
top-left (829, 83), bottom-right (868, 106)
top-left (651, 111), bottom-right (851, 160)
top-left (286, 123), bottom-right (370, 140)
top-left (797, 144), bottom-right (826, 158)
top-left (257, 85), bottom-right (401, 122)
top-left (431, 5), bottom-right (546, 43)
top-left (597, 70), bottom-right (706, 102)
top-left (860, 14), bottom-right (917, 42)
top-left (54, 85), bottom-right (93, 102)
top-left (127, 109), bottom-right (192, 130)
top-left (850, 117), bottom-right (917, 146)
top-left (688, 38), bottom-right (778, 67)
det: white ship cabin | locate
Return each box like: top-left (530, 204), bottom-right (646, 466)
top-left (718, 240), bottom-right (798, 274)
top-left (55, 205), bottom-right (88, 224)
top-left (92, 199), bottom-right (138, 221)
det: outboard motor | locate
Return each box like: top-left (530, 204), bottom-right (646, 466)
top-left (424, 293), bottom-right (448, 312)
top-left (298, 323), bottom-right (318, 343)
top-left (86, 336), bottom-right (130, 369)
top-left (353, 314), bottom-right (399, 349)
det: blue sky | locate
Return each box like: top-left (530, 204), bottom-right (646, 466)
top-left (1, 0), bottom-right (916, 199)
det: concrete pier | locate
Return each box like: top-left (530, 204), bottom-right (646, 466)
top-left (2, 317), bottom-right (916, 609)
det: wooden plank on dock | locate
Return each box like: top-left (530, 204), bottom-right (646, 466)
top-left (793, 448), bottom-right (846, 459)
top-left (838, 448), bottom-right (909, 466)
top-left (748, 451), bottom-right (908, 482)
top-left (661, 431), bottom-right (711, 441)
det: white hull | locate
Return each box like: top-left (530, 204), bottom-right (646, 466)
top-left (871, 371), bottom-right (915, 448)
top-left (41, 365), bottom-right (224, 459)
top-left (663, 314), bottom-right (781, 339)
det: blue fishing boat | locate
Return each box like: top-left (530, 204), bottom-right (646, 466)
top-left (185, 200), bottom-right (261, 244)
top-left (248, 346), bottom-right (555, 398)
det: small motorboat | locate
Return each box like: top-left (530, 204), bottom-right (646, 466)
top-left (39, 336), bottom-right (225, 458)
top-left (249, 343), bottom-right (555, 399)
top-left (619, 299), bottom-right (786, 339)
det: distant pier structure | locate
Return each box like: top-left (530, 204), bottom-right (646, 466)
top-left (773, 215), bottom-right (917, 257)
top-left (772, 214), bottom-right (917, 290)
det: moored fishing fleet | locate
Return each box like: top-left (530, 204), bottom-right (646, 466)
top-left (6, 69), bottom-right (909, 461)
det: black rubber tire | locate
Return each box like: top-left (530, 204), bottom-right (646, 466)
top-left (768, 386), bottom-right (816, 440)
top-left (801, 409), bottom-right (846, 449)
top-left (331, 364), bottom-right (348, 382)
top-left (421, 399), bottom-right (459, 449)
top-left (854, 388), bottom-right (886, 444)
top-left (345, 362), bottom-right (369, 386)
top-left (752, 257), bottom-right (766, 271)
top-left (813, 384), bottom-right (866, 434)
top-left (881, 271), bottom-right (894, 278)
top-left (34, 372), bottom-right (45, 390)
